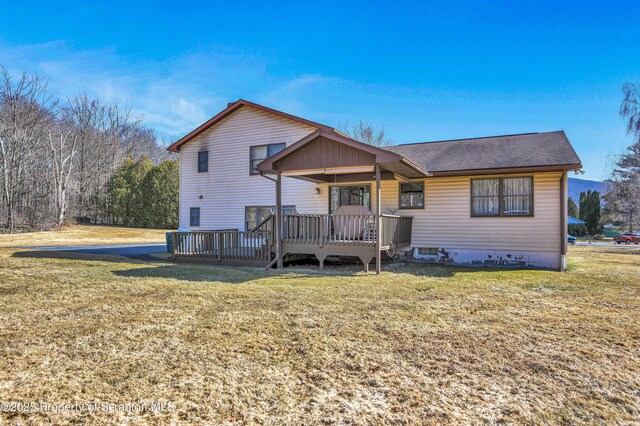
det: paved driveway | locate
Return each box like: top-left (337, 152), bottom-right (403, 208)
top-left (13, 243), bottom-right (166, 260)
top-left (574, 241), bottom-right (639, 248)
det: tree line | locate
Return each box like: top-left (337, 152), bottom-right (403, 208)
top-left (0, 65), bottom-right (175, 233)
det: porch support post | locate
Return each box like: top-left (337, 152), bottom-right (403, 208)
top-left (375, 163), bottom-right (382, 275)
top-left (275, 171), bottom-right (283, 269)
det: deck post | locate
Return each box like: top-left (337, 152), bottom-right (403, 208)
top-left (275, 171), bottom-right (283, 269)
top-left (375, 164), bottom-right (382, 275)
top-left (317, 253), bottom-right (327, 269)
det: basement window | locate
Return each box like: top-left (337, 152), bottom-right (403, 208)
top-left (417, 247), bottom-right (438, 256)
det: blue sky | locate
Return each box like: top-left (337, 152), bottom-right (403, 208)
top-left (1, 0), bottom-right (639, 180)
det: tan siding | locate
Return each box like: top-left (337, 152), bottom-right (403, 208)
top-left (179, 110), bottom-right (562, 267)
top-left (317, 172), bottom-right (561, 253)
top-left (377, 172), bottom-right (562, 252)
top-left (179, 106), bottom-right (326, 230)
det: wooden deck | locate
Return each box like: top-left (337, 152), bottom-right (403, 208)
top-left (171, 214), bottom-right (412, 271)
top-left (172, 230), bottom-right (271, 266)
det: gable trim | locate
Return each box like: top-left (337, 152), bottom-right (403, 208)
top-left (166, 99), bottom-right (338, 152)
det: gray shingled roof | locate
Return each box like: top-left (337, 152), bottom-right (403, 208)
top-left (384, 131), bottom-right (581, 174)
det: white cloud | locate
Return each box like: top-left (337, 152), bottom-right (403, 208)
top-left (0, 41), bottom-right (338, 141)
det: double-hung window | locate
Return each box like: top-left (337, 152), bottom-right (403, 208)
top-left (502, 177), bottom-right (533, 216)
top-left (197, 151), bottom-right (208, 173)
top-left (190, 207), bottom-right (201, 227)
top-left (245, 205), bottom-right (296, 230)
top-left (399, 182), bottom-right (425, 209)
top-left (250, 143), bottom-right (286, 174)
top-left (471, 177), bottom-right (533, 216)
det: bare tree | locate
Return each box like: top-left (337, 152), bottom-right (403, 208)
top-left (0, 67), bottom-right (56, 232)
top-left (621, 83), bottom-right (640, 136)
top-left (0, 66), bottom-right (170, 233)
top-left (48, 122), bottom-right (77, 226)
top-left (604, 83), bottom-right (640, 232)
top-left (339, 120), bottom-right (393, 147)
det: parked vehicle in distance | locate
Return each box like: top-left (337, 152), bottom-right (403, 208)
top-left (568, 235), bottom-right (576, 245)
top-left (613, 232), bottom-right (640, 244)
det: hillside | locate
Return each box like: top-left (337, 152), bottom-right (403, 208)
top-left (568, 178), bottom-right (610, 202)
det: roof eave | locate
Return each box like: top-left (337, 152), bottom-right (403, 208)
top-left (427, 163), bottom-right (583, 177)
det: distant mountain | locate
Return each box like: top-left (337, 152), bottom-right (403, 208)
top-left (568, 178), bottom-right (610, 203)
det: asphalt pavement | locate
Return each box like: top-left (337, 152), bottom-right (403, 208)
top-left (12, 243), bottom-right (167, 260)
top-left (573, 241), bottom-right (639, 248)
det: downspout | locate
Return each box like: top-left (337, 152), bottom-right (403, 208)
top-left (560, 171), bottom-right (568, 272)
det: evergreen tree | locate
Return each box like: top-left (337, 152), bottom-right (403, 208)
top-left (579, 190), bottom-right (602, 235)
top-left (106, 157), bottom-right (178, 228)
top-left (136, 160), bottom-right (179, 228)
top-left (107, 157), bottom-right (153, 225)
top-left (567, 197), bottom-right (586, 236)
top-left (568, 197), bottom-right (578, 218)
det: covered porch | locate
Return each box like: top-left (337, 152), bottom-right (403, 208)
top-left (257, 129), bottom-right (430, 274)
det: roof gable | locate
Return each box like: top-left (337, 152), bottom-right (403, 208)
top-left (258, 129), bottom-right (403, 172)
top-left (257, 129), bottom-right (429, 179)
top-left (166, 99), bottom-right (338, 152)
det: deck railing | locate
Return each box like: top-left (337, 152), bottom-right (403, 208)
top-left (281, 214), bottom-right (377, 247)
top-left (172, 230), bottom-right (271, 264)
top-left (171, 214), bottom-right (412, 266)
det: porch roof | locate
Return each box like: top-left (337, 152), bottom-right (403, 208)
top-left (256, 129), bottom-right (430, 182)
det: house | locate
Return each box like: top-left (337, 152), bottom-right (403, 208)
top-left (167, 100), bottom-right (582, 272)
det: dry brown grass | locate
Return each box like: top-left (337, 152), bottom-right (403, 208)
top-left (0, 225), bottom-right (167, 247)
top-left (0, 228), bottom-right (638, 424)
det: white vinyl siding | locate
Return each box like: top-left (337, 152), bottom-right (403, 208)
top-left (178, 106), bottom-right (326, 230)
top-left (177, 106), bottom-right (563, 268)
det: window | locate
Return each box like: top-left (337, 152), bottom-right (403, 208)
top-left (190, 207), bottom-right (200, 227)
top-left (197, 151), bottom-right (208, 173)
top-left (399, 182), bottom-right (424, 209)
top-left (471, 177), bottom-right (533, 216)
top-left (245, 205), bottom-right (296, 230)
top-left (502, 177), bottom-right (533, 216)
top-left (329, 185), bottom-right (371, 214)
top-left (471, 179), bottom-right (500, 216)
top-left (250, 143), bottom-right (286, 174)
top-left (416, 247), bottom-right (438, 257)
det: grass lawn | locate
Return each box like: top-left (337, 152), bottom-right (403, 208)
top-left (1, 226), bottom-right (638, 424)
top-left (0, 224), bottom-right (167, 247)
